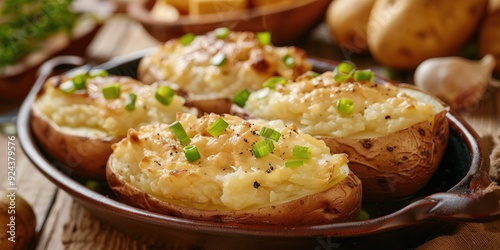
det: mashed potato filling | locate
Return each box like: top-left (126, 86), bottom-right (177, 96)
top-left (146, 30), bottom-right (311, 99)
top-left (244, 71), bottom-right (444, 138)
top-left (36, 75), bottom-right (194, 137)
top-left (111, 113), bottom-right (350, 210)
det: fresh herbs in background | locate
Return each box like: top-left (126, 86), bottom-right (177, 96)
top-left (0, 0), bottom-right (78, 71)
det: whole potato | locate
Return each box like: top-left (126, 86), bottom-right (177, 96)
top-left (367, 0), bottom-right (488, 70)
top-left (479, 5), bottom-right (500, 73)
top-left (0, 191), bottom-right (36, 250)
top-left (326, 0), bottom-right (375, 54)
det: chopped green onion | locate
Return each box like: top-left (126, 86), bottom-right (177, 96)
top-left (184, 145), bottom-right (201, 162)
top-left (89, 69), bottom-right (108, 78)
top-left (214, 27), bottom-right (230, 39)
top-left (155, 85), bottom-right (176, 106)
top-left (292, 145), bottom-right (312, 160)
top-left (125, 93), bottom-right (137, 111)
top-left (211, 52), bottom-right (227, 66)
top-left (285, 160), bottom-right (304, 168)
top-left (252, 139), bottom-right (274, 158)
top-left (282, 55), bottom-right (296, 68)
top-left (59, 80), bottom-right (76, 94)
top-left (337, 98), bottom-right (354, 115)
top-left (333, 61), bottom-right (356, 83)
top-left (179, 33), bottom-right (195, 46)
top-left (337, 61), bottom-right (356, 74)
top-left (85, 180), bottom-right (101, 192)
top-left (102, 83), bottom-right (121, 99)
top-left (257, 31), bottom-right (271, 45)
top-left (259, 127), bottom-right (281, 142)
top-left (207, 118), bottom-right (228, 136)
top-left (262, 77), bottom-right (287, 89)
top-left (169, 121), bottom-right (190, 145)
top-left (305, 71), bottom-right (320, 78)
top-left (357, 209), bottom-right (370, 221)
top-left (353, 69), bottom-right (374, 81)
top-left (232, 88), bottom-right (251, 107)
top-left (71, 72), bottom-right (87, 90)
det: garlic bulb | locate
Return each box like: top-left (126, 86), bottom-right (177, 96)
top-left (414, 54), bottom-right (496, 110)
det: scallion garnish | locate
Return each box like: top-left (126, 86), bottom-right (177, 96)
top-left (252, 139), bottom-right (274, 158)
top-left (125, 93), bottom-right (137, 111)
top-left (214, 27), bottom-right (230, 39)
top-left (259, 127), bottom-right (281, 142)
top-left (59, 80), bottom-right (76, 94)
top-left (262, 77), bottom-right (287, 89)
top-left (211, 52), bottom-right (227, 66)
top-left (208, 118), bottom-right (228, 136)
top-left (353, 69), bottom-right (374, 81)
top-left (155, 85), bottom-right (175, 106)
top-left (169, 121), bottom-right (190, 145)
top-left (282, 55), bottom-right (296, 68)
top-left (333, 61), bottom-right (356, 83)
top-left (306, 71), bottom-right (320, 78)
top-left (257, 31), bottom-right (271, 45)
top-left (89, 69), bottom-right (109, 78)
top-left (184, 145), bottom-right (201, 162)
top-left (285, 160), bottom-right (304, 168)
top-left (357, 209), bottom-right (370, 221)
top-left (179, 33), bottom-right (195, 46)
top-left (232, 88), bottom-right (251, 107)
top-left (71, 72), bottom-right (87, 90)
top-left (337, 98), bottom-right (354, 115)
top-left (102, 83), bottom-right (121, 99)
top-left (292, 145), bottom-right (312, 160)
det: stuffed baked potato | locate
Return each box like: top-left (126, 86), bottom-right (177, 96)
top-left (30, 69), bottom-right (196, 180)
top-left (107, 113), bottom-right (362, 225)
top-left (232, 65), bottom-right (449, 200)
top-left (138, 28), bottom-right (312, 114)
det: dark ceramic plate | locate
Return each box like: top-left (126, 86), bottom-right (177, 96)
top-left (18, 51), bottom-right (500, 249)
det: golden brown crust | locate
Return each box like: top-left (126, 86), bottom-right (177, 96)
top-left (106, 155), bottom-right (362, 225)
top-left (30, 104), bottom-right (122, 180)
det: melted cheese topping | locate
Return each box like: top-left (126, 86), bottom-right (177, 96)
top-left (35, 74), bottom-right (195, 137)
top-left (111, 113), bottom-right (349, 210)
top-left (145, 30), bottom-right (311, 99)
top-left (244, 71), bottom-right (445, 138)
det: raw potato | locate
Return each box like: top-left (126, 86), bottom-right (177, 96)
top-left (107, 158), bottom-right (362, 225)
top-left (0, 191), bottom-right (36, 250)
top-left (367, 0), bottom-right (488, 70)
top-left (479, 8), bottom-right (500, 73)
top-left (326, 0), bottom-right (375, 54)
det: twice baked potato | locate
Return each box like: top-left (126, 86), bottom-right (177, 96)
top-left (138, 28), bottom-right (312, 114)
top-left (233, 67), bottom-right (449, 200)
top-left (107, 113), bottom-right (362, 225)
top-left (31, 69), bottom-right (196, 180)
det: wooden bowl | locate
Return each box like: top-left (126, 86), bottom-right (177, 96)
top-left (0, 23), bottom-right (101, 104)
top-left (127, 0), bottom-right (330, 45)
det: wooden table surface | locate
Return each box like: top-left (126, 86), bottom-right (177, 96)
top-left (1, 15), bottom-right (499, 250)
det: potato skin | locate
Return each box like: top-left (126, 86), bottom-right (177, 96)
top-left (367, 0), bottom-right (488, 70)
top-left (479, 8), bottom-right (500, 73)
top-left (0, 191), bottom-right (36, 250)
top-left (106, 155), bottom-right (362, 225)
top-left (318, 105), bottom-right (449, 201)
top-left (30, 105), bottom-right (122, 180)
top-left (326, 0), bottom-right (375, 54)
